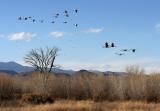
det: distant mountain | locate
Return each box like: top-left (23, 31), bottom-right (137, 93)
top-left (74, 70), bottom-right (97, 76)
top-left (52, 68), bottom-right (75, 74)
top-left (103, 71), bottom-right (126, 76)
top-left (0, 61), bottom-right (126, 76)
top-left (0, 61), bottom-right (75, 74)
top-left (0, 61), bottom-right (33, 73)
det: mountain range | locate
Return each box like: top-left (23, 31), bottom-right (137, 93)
top-left (0, 61), bottom-right (75, 75)
top-left (0, 61), bottom-right (125, 76)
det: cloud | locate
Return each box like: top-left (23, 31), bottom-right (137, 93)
top-left (105, 58), bottom-right (160, 73)
top-left (155, 23), bottom-right (160, 32)
top-left (85, 28), bottom-right (103, 34)
top-left (9, 32), bottom-right (36, 41)
top-left (58, 57), bottom-right (160, 74)
top-left (59, 61), bottom-right (111, 71)
top-left (50, 31), bottom-right (64, 38)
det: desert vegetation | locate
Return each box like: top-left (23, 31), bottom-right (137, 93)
top-left (1, 101), bottom-right (160, 111)
top-left (1, 66), bottom-right (160, 110)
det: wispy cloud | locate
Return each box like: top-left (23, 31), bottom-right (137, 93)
top-left (105, 58), bottom-right (160, 73)
top-left (85, 28), bottom-right (103, 34)
top-left (59, 61), bottom-right (111, 71)
top-left (9, 32), bottom-right (36, 41)
top-left (50, 31), bottom-right (65, 38)
top-left (155, 23), bottom-right (160, 32)
top-left (58, 57), bottom-right (160, 74)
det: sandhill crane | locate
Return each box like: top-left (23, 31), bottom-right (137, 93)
top-left (51, 21), bottom-right (55, 24)
top-left (74, 9), bottom-right (78, 13)
top-left (121, 49), bottom-right (130, 52)
top-left (111, 43), bottom-right (115, 48)
top-left (105, 42), bottom-right (109, 48)
top-left (55, 13), bottom-right (60, 18)
top-left (74, 24), bottom-right (78, 27)
top-left (131, 49), bottom-right (136, 53)
top-left (115, 53), bottom-right (124, 56)
top-left (18, 17), bottom-right (22, 20)
top-left (32, 19), bottom-right (36, 22)
top-left (63, 21), bottom-right (67, 24)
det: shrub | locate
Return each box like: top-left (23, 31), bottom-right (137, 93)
top-left (21, 93), bottom-right (54, 104)
top-left (146, 75), bottom-right (160, 102)
top-left (123, 75), bottom-right (147, 101)
top-left (0, 74), bottom-right (14, 100)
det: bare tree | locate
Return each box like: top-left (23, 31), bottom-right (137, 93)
top-left (24, 47), bottom-right (59, 74)
top-left (24, 47), bottom-right (59, 94)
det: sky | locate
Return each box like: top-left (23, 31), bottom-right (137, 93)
top-left (0, 0), bottom-right (160, 72)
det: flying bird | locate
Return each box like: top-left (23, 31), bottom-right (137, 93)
top-left (24, 17), bottom-right (28, 20)
top-left (131, 49), bottom-right (136, 53)
top-left (121, 49), bottom-right (130, 52)
top-left (111, 43), bottom-right (115, 48)
top-left (64, 13), bottom-right (69, 17)
top-left (51, 21), bottom-right (55, 24)
top-left (64, 10), bottom-right (68, 14)
top-left (74, 24), bottom-right (78, 27)
top-left (18, 17), bottom-right (22, 20)
top-left (55, 13), bottom-right (60, 18)
top-left (28, 16), bottom-right (32, 19)
top-left (103, 42), bottom-right (116, 48)
top-left (63, 21), bottom-right (67, 24)
top-left (115, 53), bottom-right (124, 56)
top-left (32, 19), bottom-right (36, 22)
top-left (105, 42), bottom-right (109, 48)
top-left (40, 20), bottom-right (44, 23)
top-left (64, 10), bottom-right (69, 17)
top-left (74, 9), bottom-right (78, 13)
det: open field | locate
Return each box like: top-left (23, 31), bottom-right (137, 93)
top-left (1, 100), bottom-right (160, 111)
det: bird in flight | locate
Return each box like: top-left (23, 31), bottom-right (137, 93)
top-left (74, 9), bottom-right (78, 13)
top-left (40, 20), bottom-right (44, 23)
top-left (18, 17), bottom-right (22, 20)
top-left (51, 21), bottom-right (55, 24)
top-left (28, 16), bottom-right (32, 19)
top-left (63, 21), bottom-right (67, 24)
top-left (105, 42), bottom-right (109, 48)
top-left (55, 13), bottom-right (60, 18)
top-left (121, 49), bottom-right (130, 52)
top-left (32, 19), bottom-right (36, 22)
top-left (18, 16), bottom-right (33, 21)
top-left (64, 10), bottom-right (68, 14)
top-left (111, 43), bottom-right (115, 48)
top-left (103, 42), bottom-right (116, 48)
top-left (65, 13), bottom-right (69, 17)
top-left (115, 53), bottom-right (124, 56)
top-left (24, 17), bottom-right (28, 20)
top-left (64, 10), bottom-right (69, 17)
top-left (74, 24), bottom-right (78, 27)
top-left (17, 8), bottom-right (80, 28)
top-left (131, 49), bottom-right (136, 53)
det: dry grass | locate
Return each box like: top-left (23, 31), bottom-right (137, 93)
top-left (1, 64), bottom-right (160, 111)
top-left (1, 70), bottom-right (160, 102)
top-left (1, 101), bottom-right (160, 111)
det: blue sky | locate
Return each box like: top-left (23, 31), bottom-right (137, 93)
top-left (0, 0), bottom-right (160, 72)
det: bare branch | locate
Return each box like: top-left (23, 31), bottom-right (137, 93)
top-left (24, 47), bottom-right (59, 74)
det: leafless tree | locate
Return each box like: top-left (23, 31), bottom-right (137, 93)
top-left (24, 47), bottom-right (59, 94)
top-left (24, 47), bottom-right (59, 74)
